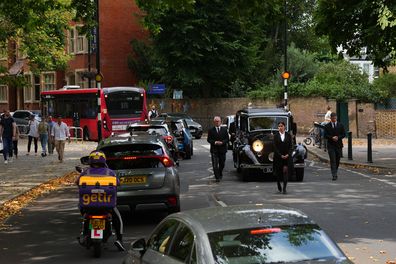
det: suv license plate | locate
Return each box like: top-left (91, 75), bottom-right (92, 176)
top-left (120, 176), bottom-right (147, 185)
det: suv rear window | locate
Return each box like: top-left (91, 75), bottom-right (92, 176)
top-left (100, 144), bottom-right (165, 170)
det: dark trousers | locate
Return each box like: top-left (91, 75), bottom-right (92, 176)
top-left (27, 136), bottom-right (38, 153)
top-left (327, 144), bottom-right (342, 177)
top-left (2, 137), bottom-right (13, 160)
top-left (211, 152), bottom-right (226, 179)
top-left (13, 140), bottom-right (18, 157)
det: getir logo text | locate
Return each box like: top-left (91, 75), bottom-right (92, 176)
top-left (82, 193), bottom-right (113, 205)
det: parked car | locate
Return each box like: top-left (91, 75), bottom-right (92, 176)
top-left (12, 110), bottom-right (42, 134)
top-left (151, 118), bottom-right (194, 159)
top-left (157, 113), bottom-right (203, 139)
top-left (126, 122), bottom-right (180, 165)
top-left (82, 134), bottom-right (180, 214)
top-left (123, 204), bottom-right (352, 264)
top-left (232, 107), bottom-right (306, 181)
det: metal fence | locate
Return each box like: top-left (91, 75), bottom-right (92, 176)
top-left (69, 126), bottom-right (84, 142)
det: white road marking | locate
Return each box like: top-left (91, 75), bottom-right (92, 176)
top-left (345, 168), bottom-right (396, 187)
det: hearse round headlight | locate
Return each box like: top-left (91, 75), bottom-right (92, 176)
top-left (252, 140), bottom-right (264, 152)
top-left (268, 152), bottom-right (274, 162)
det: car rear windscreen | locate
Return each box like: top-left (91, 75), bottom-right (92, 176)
top-left (208, 224), bottom-right (346, 263)
top-left (100, 144), bottom-right (165, 169)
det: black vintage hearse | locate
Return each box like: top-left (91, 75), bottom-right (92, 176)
top-left (232, 107), bottom-right (306, 181)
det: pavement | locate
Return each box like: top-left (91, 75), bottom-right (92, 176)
top-left (1, 136), bottom-right (396, 208)
top-left (0, 138), bottom-right (97, 206)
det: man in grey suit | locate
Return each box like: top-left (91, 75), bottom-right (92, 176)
top-left (207, 116), bottom-right (229, 182)
top-left (324, 112), bottom-right (346, 181)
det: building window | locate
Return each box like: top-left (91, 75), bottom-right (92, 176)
top-left (76, 71), bottom-right (89, 88)
top-left (24, 75), bottom-right (33, 102)
top-left (43, 72), bottom-right (56, 91)
top-left (76, 27), bottom-right (87, 53)
top-left (69, 28), bottom-right (75, 54)
top-left (0, 85), bottom-right (7, 102)
top-left (68, 73), bottom-right (76, 85)
top-left (363, 63), bottom-right (370, 75)
top-left (34, 75), bottom-right (41, 102)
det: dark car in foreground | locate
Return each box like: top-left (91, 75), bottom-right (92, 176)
top-left (233, 108), bottom-right (307, 181)
top-left (157, 113), bottom-right (203, 139)
top-left (94, 134), bottom-right (180, 213)
top-left (123, 204), bottom-right (352, 264)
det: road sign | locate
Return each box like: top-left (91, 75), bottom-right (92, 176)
top-left (148, 84), bottom-right (166, 95)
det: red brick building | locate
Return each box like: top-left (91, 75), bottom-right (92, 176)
top-left (0, 0), bottom-right (146, 111)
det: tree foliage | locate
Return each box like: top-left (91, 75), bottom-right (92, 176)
top-left (315, 0), bottom-right (396, 70)
top-left (0, 0), bottom-right (77, 72)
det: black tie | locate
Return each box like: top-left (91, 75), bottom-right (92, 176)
top-left (333, 122), bottom-right (336, 129)
top-left (217, 127), bottom-right (220, 133)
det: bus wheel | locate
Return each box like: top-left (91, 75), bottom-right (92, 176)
top-left (83, 127), bottom-right (90, 141)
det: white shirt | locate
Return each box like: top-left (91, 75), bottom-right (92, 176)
top-left (324, 110), bottom-right (332, 122)
top-left (280, 131), bottom-right (285, 142)
top-left (51, 122), bottom-right (70, 140)
top-left (28, 120), bottom-right (40, 138)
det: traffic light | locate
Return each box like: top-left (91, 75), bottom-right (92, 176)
top-left (281, 71), bottom-right (290, 79)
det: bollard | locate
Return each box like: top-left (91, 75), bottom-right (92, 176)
top-left (367, 133), bottom-right (373, 163)
top-left (347, 131), bottom-right (353, 160)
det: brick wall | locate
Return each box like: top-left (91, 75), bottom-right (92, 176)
top-left (147, 97), bottom-right (394, 138)
top-left (375, 110), bottom-right (396, 138)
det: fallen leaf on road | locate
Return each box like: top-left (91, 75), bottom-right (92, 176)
top-left (0, 171), bottom-right (78, 229)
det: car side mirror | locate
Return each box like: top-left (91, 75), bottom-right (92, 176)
top-left (131, 238), bottom-right (147, 255)
top-left (80, 156), bottom-right (90, 165)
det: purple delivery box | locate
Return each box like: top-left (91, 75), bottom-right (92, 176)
top-left (78, 176), bottom-right (117, 209)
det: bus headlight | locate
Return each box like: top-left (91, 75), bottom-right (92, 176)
top-left (252, 140), bottom-right (264, 152)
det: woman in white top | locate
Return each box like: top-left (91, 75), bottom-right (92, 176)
top-left (27, 115), bottom-right (40, 155)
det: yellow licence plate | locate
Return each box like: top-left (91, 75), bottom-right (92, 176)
top-left (90, 219), bottom-right (106, 230)
top-left (120, 176), bottom-right (147, 185)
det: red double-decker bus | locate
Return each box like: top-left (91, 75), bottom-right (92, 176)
top-left (41, 86), bottom-right (147, 141)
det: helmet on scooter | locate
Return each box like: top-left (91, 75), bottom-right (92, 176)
top-left (88, 150), bottom-right (107, 167)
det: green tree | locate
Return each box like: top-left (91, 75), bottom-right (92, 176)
top-left (315, 0), bottom-right (396, 70)
top-left (0, 0), bottom-right (77, 72)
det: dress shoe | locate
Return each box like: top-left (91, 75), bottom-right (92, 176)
top-left (282, 190), bottom-right (287, 194)
top-left (215, 179), bottom-right (220, 183)
top-left (332, 176), bottom-right (337, 181)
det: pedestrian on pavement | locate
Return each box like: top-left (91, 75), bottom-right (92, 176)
top-left (320, 106), bottom-right (332, 150)
top-left (47, 115), bottom-right (55, 155)
top-left (0, 110), bottom-right (17, 164)
top-left (51, 115), bottom-right (70, 162)
top-left (12, 125), bottom-right (20, 159)
top-left (273, 121), bottom-right (293, 194)
top-left (148, 105), bottom-right (158, 120)
top-left (27, 115), bottom-right (39, 156)
top-left (324, 106), bottom-right (332, 123)
top-left (207, 116), bottom-right (229, 182)
top-left (324, 112), bottom-right (346, 181)
top-left (38, 116), bottom-right (49, 157)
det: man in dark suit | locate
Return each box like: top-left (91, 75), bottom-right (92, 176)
top-left (324, 112), bottom-right (346, 180)
top-left (207, 116), bottom-right (229, 182)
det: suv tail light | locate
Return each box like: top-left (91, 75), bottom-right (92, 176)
top-left (161, 157), bottom-right (174, 167)
top-left (163, 135), bottom-right (173, 144)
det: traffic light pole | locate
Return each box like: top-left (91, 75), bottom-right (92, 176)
top-left (283, 0), bottom-right (288, 109)
top-left (95, 0), bottom-right (102, 142)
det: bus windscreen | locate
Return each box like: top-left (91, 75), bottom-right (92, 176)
top-left (105, 91), bottom-right (144, 118)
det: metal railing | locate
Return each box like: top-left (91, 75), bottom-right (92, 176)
top-left (69, 126), bottom-right (84, 142)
